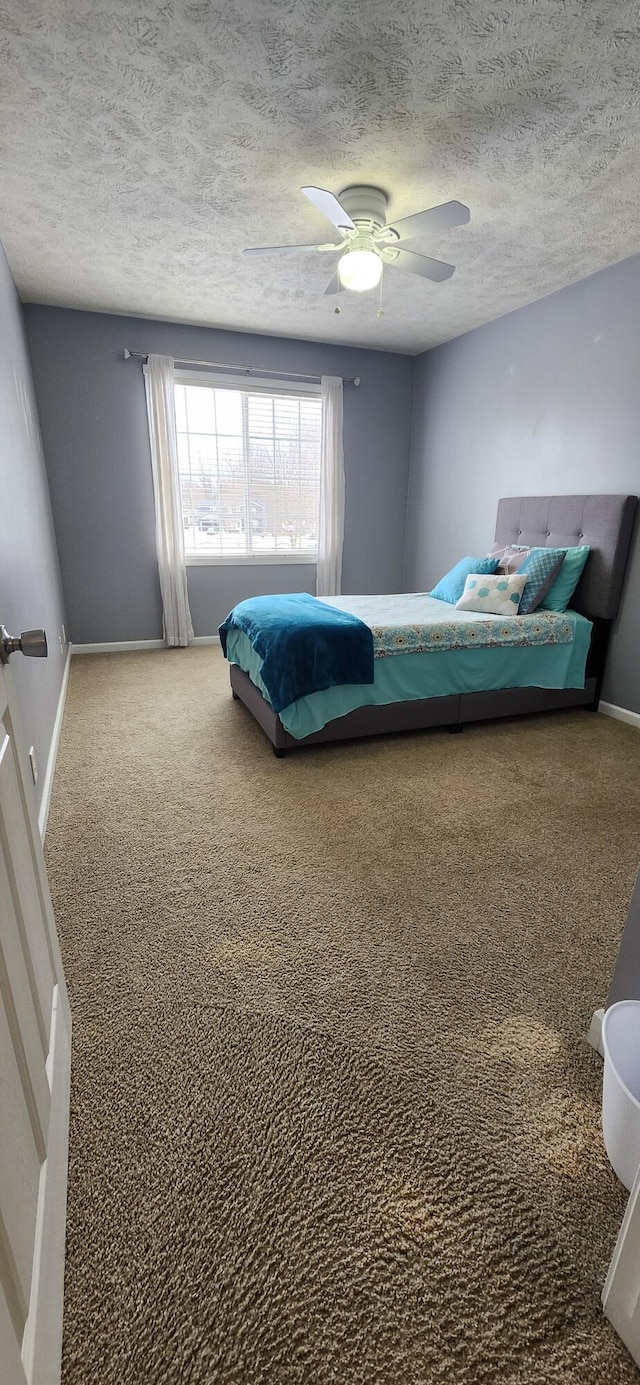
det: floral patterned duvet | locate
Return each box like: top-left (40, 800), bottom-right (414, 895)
top-left (323, 592), bottom-right (577, 659)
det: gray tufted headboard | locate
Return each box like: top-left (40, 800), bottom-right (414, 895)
top-left (494, 494), bottom-right (637, 621)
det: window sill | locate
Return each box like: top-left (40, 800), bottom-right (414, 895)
top-left (186, 553), bottom-right (318, 567)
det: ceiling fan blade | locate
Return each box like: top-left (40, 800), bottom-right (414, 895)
top-left (324, 271), bottom-right (341, 296)
top-left (386, 200), bottom-right (470, 241)
top-left (302, 186), bottom-right (355, 232)
top-left (243, 243), bottom-right (337, 256)
top-left (385, 248), bottom-right (455, 282)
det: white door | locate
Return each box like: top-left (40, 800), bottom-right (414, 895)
top-left (0, 649), bottom-right (71, 1385)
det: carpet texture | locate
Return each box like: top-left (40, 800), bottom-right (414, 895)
top-left (45, 649), bottom-right (640, 1384)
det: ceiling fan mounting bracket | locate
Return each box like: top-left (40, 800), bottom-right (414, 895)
top-left (375, 226), bottom-right (400, 244)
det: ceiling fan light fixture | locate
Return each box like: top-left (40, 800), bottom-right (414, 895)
top-left (338, 248), bottom-right (383, 292)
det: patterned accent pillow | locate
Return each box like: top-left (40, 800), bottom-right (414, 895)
top-left (456, 572), bottom-right (528, 616)
top-left (487, 543), bottom-right (532, 573)
top-left (516, 548), bottom-right (566, 613)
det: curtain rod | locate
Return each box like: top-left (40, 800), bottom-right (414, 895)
top-left (122, 348), bottom-right (360, 386)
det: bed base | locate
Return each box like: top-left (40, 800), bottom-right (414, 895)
top-left (227, 492), bottom-right (637, 756)
top-left (229, 663), bottom-right (597, 757)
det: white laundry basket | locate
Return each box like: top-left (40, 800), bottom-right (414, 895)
top-left (602, 1001), bottom-right (640, 1191)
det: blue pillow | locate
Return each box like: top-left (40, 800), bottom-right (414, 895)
top-left (429, 556), bottom-right (499, 605)
top-left (539, 545), bottom-right (590, 611)
top-left (517, 547), bottom-right (566, 614)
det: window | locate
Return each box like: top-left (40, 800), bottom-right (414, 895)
top-left (174, 374), bottom-right (322, 561)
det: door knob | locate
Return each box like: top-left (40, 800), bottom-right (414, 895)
top-left (0, 627), bottom-right (48, 664)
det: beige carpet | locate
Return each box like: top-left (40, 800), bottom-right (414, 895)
top-left (46, 648), bottom-right (640, 1384)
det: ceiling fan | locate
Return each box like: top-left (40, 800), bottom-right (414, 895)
top-left (243, 185), bottom-right (470, 295)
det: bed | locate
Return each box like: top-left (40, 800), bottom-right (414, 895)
top-left (224, 494), bottom-right (637, 756)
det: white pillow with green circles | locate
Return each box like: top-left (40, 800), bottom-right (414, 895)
top-left (455, 571), bottom-right (528, 616)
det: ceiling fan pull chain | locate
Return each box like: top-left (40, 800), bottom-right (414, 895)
top-left (377, 266), bottom-right (385, 318)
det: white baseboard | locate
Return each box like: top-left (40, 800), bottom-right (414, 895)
top-left (72, 636), bottom-right (220, 655)
top-left (599, 701), bottom-right (640, 731)
top-left (38, 646), bottom-right (71, 840)
top-left (588, 1007), bottom-right (605, 1058)
top-left (71, 639), bottom-right (165, 654)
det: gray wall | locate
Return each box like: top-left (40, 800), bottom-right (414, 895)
top-left (25, 306), bottom-right (414, 643)
top-left (0, 243), bottom-right (67, 814)
top-left (404, 253), bottom-right (640, 713)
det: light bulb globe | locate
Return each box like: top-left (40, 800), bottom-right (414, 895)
top-left (338, 249), bottom-right (383, 293)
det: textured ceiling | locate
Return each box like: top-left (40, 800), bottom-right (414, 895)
top-left (2, 0), bottom-right (640, 354)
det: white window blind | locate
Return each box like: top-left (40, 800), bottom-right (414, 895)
top-left (174, 375), bottom-right (322, 560)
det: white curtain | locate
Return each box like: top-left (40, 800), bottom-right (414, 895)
top-left (144, 354), bottom-right (194, 647)
top-left (316, 375), bottom-right (345, 597)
